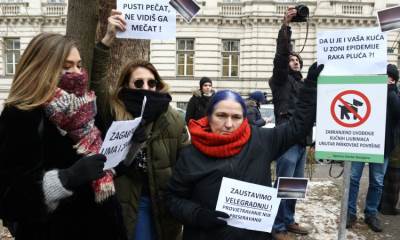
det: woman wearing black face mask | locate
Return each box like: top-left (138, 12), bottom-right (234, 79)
top-left (0, 11), bottom-right (128, 240)
top-left (91, 56), bottom-right (190, 239)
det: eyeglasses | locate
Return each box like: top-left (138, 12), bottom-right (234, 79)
top-left (133, 79), bottom-right (157, 89)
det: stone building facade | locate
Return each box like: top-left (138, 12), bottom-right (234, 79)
top-left (0, 0), bottom-right (399, 109)
top-left (150, 0), bottom-right (400, 108)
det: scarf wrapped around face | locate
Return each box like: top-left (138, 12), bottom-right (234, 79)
top-left (44, 70), bottom-right (114, 203)
top-left (118, 88), bottom-right (172, 123)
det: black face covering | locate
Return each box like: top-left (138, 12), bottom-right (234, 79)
top-left (118, 88), bottom-right (172, 123)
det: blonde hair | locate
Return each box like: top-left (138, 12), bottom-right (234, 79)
top-left (5, 33), bottom-right (77, 110)
top-left (110, 60), bottom-right (169, 120)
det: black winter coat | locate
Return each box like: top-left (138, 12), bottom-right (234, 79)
top-left (0, 107), bottom-right (126, 240)
top-left (185, 90), bottom-right (214, 124)
top-left (385, 85), bottom-right (400, 157)
top-left (269, 25), bottom-right (303, 126)
top-left (165, 83), bottom-right (316, 240)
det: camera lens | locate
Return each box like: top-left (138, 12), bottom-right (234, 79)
top-left (297, 5), bottom-right (309, 18)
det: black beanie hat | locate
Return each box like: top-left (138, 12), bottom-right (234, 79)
top-left (199, 77), bottom-right (212, 88)
top-left (387, 64), bottom-right (399, 82)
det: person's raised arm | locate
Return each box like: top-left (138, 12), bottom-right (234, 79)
top-left (90, 10), bottom-right (126, 131)
top-left (270, 7), bottom-right (297, 87)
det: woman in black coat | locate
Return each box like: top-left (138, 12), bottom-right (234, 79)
top-left (0, 12), bottom-right (127, 240)
top-left (165, 63), bottom-right (323, 240)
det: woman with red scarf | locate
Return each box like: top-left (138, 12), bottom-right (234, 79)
top-left (166, 63), bottom-right (323, 240)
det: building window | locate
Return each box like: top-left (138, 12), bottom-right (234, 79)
top-left (5, 38), bottom-right (20, 75)
top-left (176, 39), bottom-right (194, 76)
top-left (222, 39), bottom-right (240, 77)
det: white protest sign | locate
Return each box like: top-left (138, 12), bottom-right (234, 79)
top-left (215, 177), bottom-right (281, 233)
top-left (101, 97), bottom-right (147, 169)
top-left (317, 28), bottom-right (387, 76)
top-left (117, 0), bottom-right (176, 40)
top-left (315, 76), bottom-right (387, 163)
top-left (101, 118), bottom-right (141, 170)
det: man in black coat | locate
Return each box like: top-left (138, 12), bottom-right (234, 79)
top-left (268, 8), bottom-right (310, 240)
top-left (347, 64), bottom-right (400, 232)
top-left (185, 77), bottom-right (215, 124)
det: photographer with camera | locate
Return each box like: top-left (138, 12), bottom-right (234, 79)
top-left (268, 6), bottom-right (313, 240)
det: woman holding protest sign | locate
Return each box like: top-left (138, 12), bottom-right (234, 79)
top-left (90, 11), bottom-right (189, 240)
top-left (165, 62), bottom-right (323, 240)
top-left (0, 11), bottom-right (127, 240)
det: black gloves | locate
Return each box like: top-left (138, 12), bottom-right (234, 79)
top-left (195, 208), bottom-right (229, 229)
top-left (132, 121), bottom-right (149, 143)
top-left (59, 154), bottom-right (106, 190)
top-left (304, 62), bottom-right (324, 87)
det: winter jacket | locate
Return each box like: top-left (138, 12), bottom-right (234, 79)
top-left (90, 43), bottom-right (189, 240)
top-left (0, 108), bottom-right (126, 240)
top-left (385, 85), bottom-right (400, 157)
top-left (246, 99), bottom-right (266, 127)
top-left (185, 90), bottom-right (215, 124)
top-left (165, 82), bottom-right (316, 240)
top-left (269, 25), bottom-right (303, 126)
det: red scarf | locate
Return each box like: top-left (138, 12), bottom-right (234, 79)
top-left (189, 117), bottom-right (251, 158)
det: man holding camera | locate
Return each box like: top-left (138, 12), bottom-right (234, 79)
top-left (269, 7), bottom-right (311, 240)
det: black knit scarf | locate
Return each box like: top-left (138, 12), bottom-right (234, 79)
top-left (118, 88), bottom-right (171, 123)
top-left (289, 68), bottom-right (303, 82)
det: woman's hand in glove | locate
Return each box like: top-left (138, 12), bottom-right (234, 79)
top-left (195, 208), bottom-right (230, 229)
top-left (58, 154), bottom-right (106, 190)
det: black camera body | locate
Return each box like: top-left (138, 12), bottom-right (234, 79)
top-left (291, 4), bottom-right (309, 22)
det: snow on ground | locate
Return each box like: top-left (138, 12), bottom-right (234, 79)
top-left (295, 181), bottom-right (366, 240)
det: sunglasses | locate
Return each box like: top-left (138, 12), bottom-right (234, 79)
top-left (133, 79), bottom-right (157, 89)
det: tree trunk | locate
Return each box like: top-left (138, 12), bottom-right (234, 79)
top-left (97, 0), bottom-right (150, 85)
top-left (66, 0), bottom-right (99, 78)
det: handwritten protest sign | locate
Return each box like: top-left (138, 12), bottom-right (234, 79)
top-left (117, 0), bottom-right (176, 40)
top-left (101, 97), bottom-right (147, 169)
top-left (317, 28), bottom-right (387, 75)
top-left (215, 177), bottom-right (281, 233)
top-left (101, 118), bottom-right (141, 170)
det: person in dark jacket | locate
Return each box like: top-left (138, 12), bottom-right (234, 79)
top-left (0, 12), bottom-right (127, 240)
top-left (347, 64), bottom-right (400, 232)
top-left (380, 64), bottom-right (400, 216)
top-left (185, 77), bottom-right (215, 124)
top-left (268, 8), bottom-right (310, 239)
top-left (246, 91), bottom-right (267, 127)
top-left (165, 62), bottom-right (323, 240)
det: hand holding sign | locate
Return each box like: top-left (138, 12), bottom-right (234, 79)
top-left (101, 9), bottom-right (127, 47)
top-left (195, 209), bottom-right (229, 229)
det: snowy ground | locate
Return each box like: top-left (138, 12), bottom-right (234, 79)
top-left (294, 179), bottom-right (399, 240)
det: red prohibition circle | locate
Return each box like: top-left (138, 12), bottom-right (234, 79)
top-left (330, 90), bottom-right (371, 128)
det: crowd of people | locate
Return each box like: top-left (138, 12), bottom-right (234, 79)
top-left (0, 6), bottom-right (399, 240)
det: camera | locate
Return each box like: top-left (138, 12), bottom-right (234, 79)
top-left (291, 4), bottom-right (309, 22)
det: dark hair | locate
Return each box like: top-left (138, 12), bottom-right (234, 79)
top-left (207, 90), bottom-right (246, 117)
